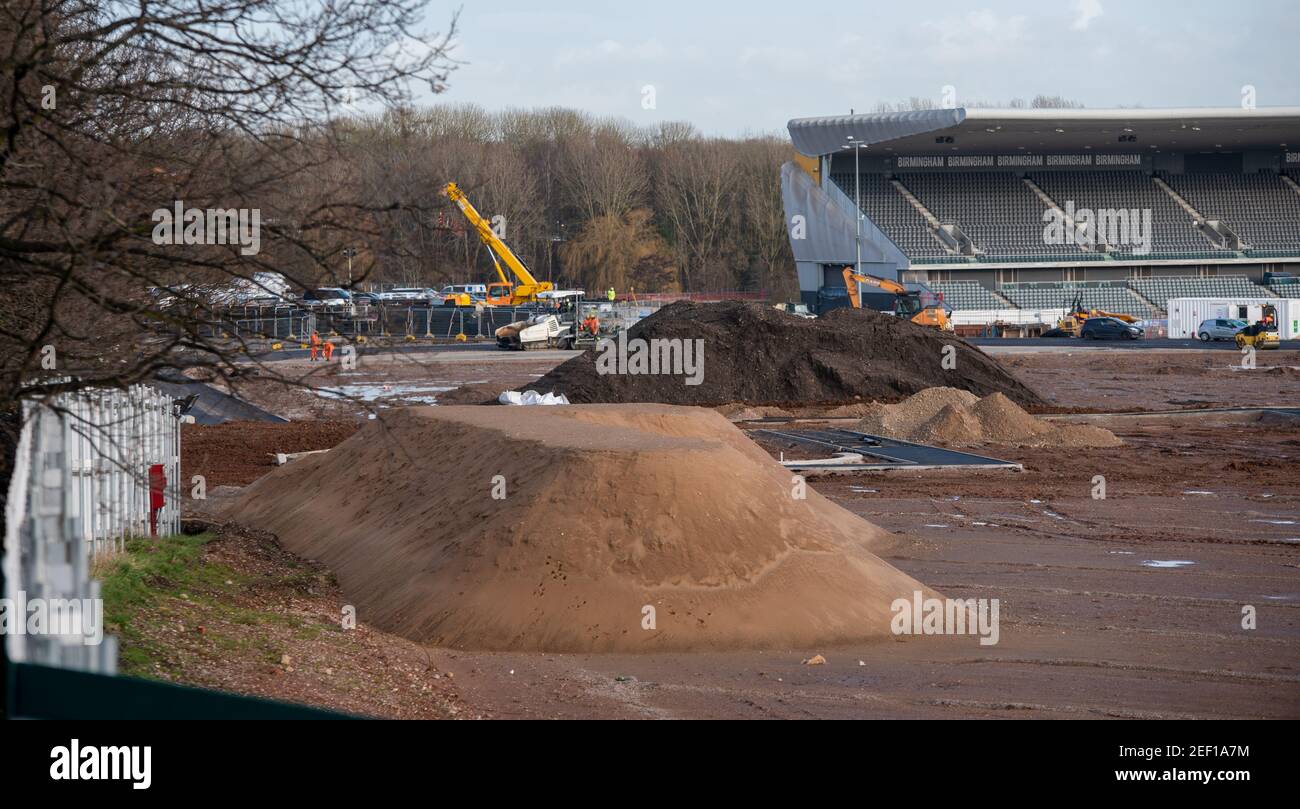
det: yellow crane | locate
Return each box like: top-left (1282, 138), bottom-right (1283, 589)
top-left (842, 267), bottom-right (953, 331)
top-left (442, 182), bottom-right (554, 306)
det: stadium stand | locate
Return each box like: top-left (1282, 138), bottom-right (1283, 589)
top-left (1163, 172), bottom-right (1300, 252)
top-left (897, 172), bottom-right (1085, 259)
top-left (1128, 275), bottom-right (1271, 311)
top-left (999, 281), bottom-right (1158, 319)
top-left (1265, 276), bottom-right (1300, 298)
top-left (1028, 171), bottom-right (1211, 256)
top-left (828, 173), bottom-right (948, 257)
top-left (784, 108), bottom-right (1300, 315)
top-left (927, 280), bottom-right (1008, 310)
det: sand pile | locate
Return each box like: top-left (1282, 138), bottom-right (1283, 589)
top-left (855, 388), bottom-right (1123, 448)
top-left (528, 301), bottom-right (1045, 408)
top-left (224, 404), bottom-right (934, 652)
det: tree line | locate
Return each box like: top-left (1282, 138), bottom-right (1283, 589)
top-left (340, 105), bottom-right (798, 299)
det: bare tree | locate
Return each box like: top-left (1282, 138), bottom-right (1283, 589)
top-left (653, 135), bottom-right (739, 291)
top-left (0, 0), bottom-right (458, 406)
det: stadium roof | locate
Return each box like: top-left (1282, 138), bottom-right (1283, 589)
top-left (787, 107), bottom-right (1300, 158)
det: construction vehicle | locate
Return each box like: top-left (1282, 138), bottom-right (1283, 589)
top-left (1236, 304), bottom-right (1281, 350)
top-left (495, 314), bottom-right (565, 350)
top-left (442, 182), bottom-right (554, 306)
top-left (1054, 293), bottom-right (1139, 337)
top-left (495, 292), bottom-right (590, 350)
top-left (841, 268), bottom-right (953, 331)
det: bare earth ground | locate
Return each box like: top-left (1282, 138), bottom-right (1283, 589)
top-left (998, 348), bottom-right (1300, 411)
top-left (157, 345), bottom-right (1299, 719)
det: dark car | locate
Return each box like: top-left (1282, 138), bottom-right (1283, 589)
top-left (1081, 317), bottom-right (1143, 340)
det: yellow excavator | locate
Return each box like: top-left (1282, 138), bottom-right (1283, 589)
top-left (442, 182), bottom-right (554, 306)
top-left (842, 268), bottom-right (953, 331)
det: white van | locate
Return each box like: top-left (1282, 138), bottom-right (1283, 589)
top-left (441, 284), bottom-right (487, 297)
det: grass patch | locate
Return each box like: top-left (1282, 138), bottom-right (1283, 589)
top-left (96, 533), bottom-right (241, 677)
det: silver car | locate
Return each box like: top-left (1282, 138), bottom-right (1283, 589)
top-left (1196, 318), bottom-right (1247, 341)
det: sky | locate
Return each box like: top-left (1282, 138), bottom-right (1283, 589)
top-left (413, 0), bottom-right (1300, 136)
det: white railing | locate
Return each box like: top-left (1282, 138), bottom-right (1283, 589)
top-left (3, 384), bottom-right (182, 672)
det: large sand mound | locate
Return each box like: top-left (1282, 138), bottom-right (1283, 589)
top-left (856, 388), bottom-right (1123, 448)
top-left (528, 301), bottom-right (1045, 408)
top-left (224, 405), bottom-right (933, 652)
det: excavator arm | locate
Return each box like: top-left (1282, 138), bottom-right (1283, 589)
top-left (841, 267), bottom-right (952, 332)
top-left (842, 267), bottom-right (908, 309)
top-left (443, 182), bottom-right (553, 303)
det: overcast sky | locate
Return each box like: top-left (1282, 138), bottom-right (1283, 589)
top-left (419, 0), bottom-right (1300, 136)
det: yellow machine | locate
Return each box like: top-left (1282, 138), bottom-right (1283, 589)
top-left (1056, 293), bottom-right (1138, 337)
top-left (1236, 306), bottom-right (1281, 350)
top-left (442, 182), bottom-right (554, 306)
top-left (842, 268), bottom-right (953, 331)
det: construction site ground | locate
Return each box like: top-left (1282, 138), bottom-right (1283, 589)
top-left (166, 344), bottom-right (1299, 719)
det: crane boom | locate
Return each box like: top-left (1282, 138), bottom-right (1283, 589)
top-left (443, 182), bottom-right (552, 304)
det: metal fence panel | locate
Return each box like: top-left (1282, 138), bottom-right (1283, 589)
top-left (3, 384), bottom-right (181, 673)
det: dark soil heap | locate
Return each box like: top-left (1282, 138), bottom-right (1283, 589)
top-left (528, 302), bottom-right (1045, 407)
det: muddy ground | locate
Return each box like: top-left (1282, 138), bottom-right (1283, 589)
top-left (999, 348), bottom-right (1300, 411)
top-left (172, 345), bottom-right (1299, 719)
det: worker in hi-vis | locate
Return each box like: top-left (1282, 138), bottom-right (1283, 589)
top-left (323, 339), bottom-right (335, 361)
top-left (607, 287), bottom-right (616, 302)
top-left (309, 331), bottom-right (321, 361)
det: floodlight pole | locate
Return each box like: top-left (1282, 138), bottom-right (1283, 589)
top-left (847, 138), bottom-right (864, 277)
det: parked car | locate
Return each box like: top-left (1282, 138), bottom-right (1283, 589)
top-left (1196, 318), bottom-right (1247, 342)
top-left (352, 291), bottom-right (382, 306)
top-left (1081, 317), bottom-right (1144, 340)
top-left (379, 287), bottom-right (437, 303)
top-left (301, 288), bottom-right (353, 309)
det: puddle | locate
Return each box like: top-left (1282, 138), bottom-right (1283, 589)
top-left (1109, 551), bottom-right (1136, 555)
top-left (1141, 560), bottom-right (1195, 569)
top-left (1182, 491), bottom-right (1215, 496)
top-left (317, 382), bottom-right (456, 404)
top-left (849, 487), bottom-right (878, 494)
top-left (923, 524), bottom-right (951, 529)
top-left (1250, 519), bottom-right (1298, 526)
top-left (1043, 510), bottom-right (1066, 521)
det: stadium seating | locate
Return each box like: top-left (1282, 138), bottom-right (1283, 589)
top-left (926, 281), bottom-right (1008, 310)
top-left (896, 172), bottom-right (1083, 258)
top-left (1028, 171), bottom-right (1211, 256)
top-left (829, 173), bottom-right (949, 258)
top-left (1128, 276), bottom-right (1272, 310)
top-left (1265, 276), bottom-right (1300, 298)
top-left (999, 281), bottom-right (1158, 319)
top-left (1163, 172), bottom-right (1300, 252)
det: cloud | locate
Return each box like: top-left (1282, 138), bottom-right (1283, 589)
top-left (554, 38), bottom-right (669, 67)
top-left (1071, 0), bottom-right (1105, 31)
top-left (922, 10), bottom-right (1032, 64)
